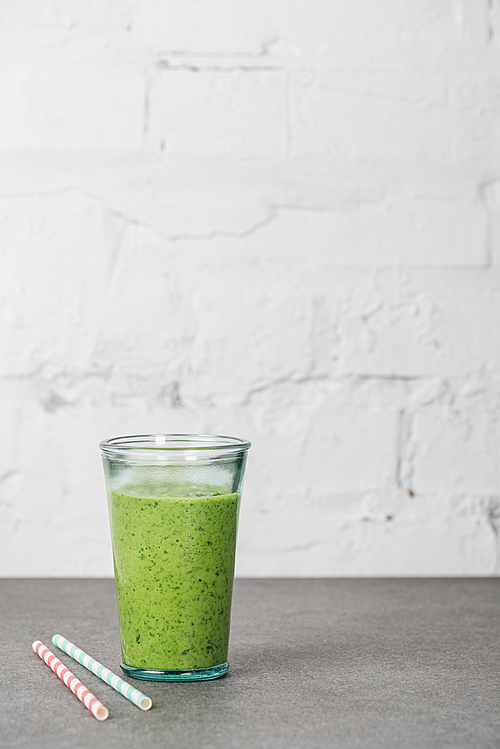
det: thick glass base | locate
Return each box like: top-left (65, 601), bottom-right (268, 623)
top-left (121, 661), bottom-right (229, 682)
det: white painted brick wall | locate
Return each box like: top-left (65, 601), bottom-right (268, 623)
top-left (0, 0), bottom-right (499, 576)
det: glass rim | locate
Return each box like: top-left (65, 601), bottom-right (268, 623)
top-left (100, 433), bottom-right (251, 461)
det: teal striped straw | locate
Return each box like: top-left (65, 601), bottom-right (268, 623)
top-left (52, 635), bottom-right (152, 711)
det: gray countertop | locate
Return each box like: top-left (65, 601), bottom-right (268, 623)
top-left (1, 578), bottom-right (499, 749)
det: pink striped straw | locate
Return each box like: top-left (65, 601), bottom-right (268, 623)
top-left (32, 641), bottom-right (109, 721)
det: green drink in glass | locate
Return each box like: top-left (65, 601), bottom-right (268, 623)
top-left (101, 434), bottom-right (251, 682)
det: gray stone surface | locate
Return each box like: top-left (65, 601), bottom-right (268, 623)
top-left (0, 578), bottom-right (499, 749)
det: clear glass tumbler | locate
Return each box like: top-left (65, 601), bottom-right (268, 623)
top-left (100, 434), bottom-right (251, 682)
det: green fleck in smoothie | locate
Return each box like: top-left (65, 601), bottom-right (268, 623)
top-left (108, 486), bottom-right (240, 670)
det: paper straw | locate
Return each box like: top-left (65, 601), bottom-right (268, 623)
top-left (32, 641), bottom-right (109, 721)
top-left (52, 634), bottom-right (152, 711)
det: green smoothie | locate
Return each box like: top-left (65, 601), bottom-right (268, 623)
top-left (108, 484), bottom-right (240, 671)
